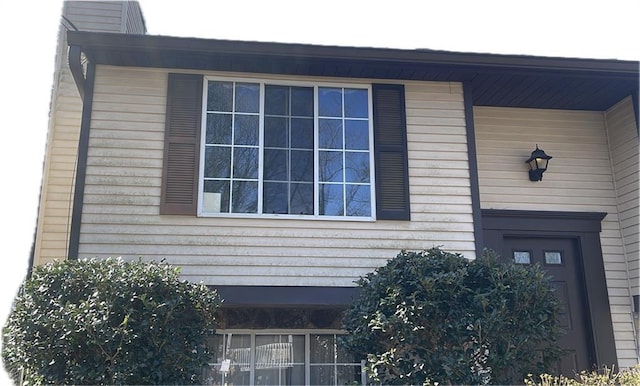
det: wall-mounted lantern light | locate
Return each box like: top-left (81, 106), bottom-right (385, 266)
top-left (525, 145), bottom-right (552, 181)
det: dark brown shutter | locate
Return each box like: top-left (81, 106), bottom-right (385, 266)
top-left (160, 73), bottom-right (203, 215)
top-left (373, 84), bottom-right (410, 220)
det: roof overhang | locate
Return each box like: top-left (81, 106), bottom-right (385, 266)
top-left (67, 31), bottom-right (639, 111)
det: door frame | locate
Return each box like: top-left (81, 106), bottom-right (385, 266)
top-left (481, 209), bottom-right (617, 369)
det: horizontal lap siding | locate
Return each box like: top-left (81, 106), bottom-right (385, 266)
top-left (605, 97), bottom-right (639, 298)
top-left (122, 1), bottom-right (146, 34)
top-left (34, 1), bottom-right (145, 265)
top-left (605, 96), bottom-right (639, 367)
top-left (78, 67), bottom-right (475, 287)
top-left (34, 66), bottom-right (81, 264)
top-left (474, 106), bottom-right (637, 367)
top-left (64, 1), bottom-right (124, 32)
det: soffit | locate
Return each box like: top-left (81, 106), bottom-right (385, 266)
top-left (67, 31), bottom-right (639, 111)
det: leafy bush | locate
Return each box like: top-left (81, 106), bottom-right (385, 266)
top-left (2, 258), bottom-right (221, 385)
top-left (525, 364), bottom-right (640, 385)
top-left (342, 248), bottom-right (563, 385)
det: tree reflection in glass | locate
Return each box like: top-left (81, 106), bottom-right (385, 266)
top-left (263, 85), bottom-right (315, 215)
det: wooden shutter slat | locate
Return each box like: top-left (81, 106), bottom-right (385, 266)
top-left (373, 84), bottom-right (410, 220)
top-left (160, 73), bottom-right (203, 215)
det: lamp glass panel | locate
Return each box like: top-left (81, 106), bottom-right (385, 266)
top-left (536, 158), bottom-right (548, 170)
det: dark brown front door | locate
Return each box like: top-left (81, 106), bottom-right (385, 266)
top-left (501, 236), bottom-right (593, 376)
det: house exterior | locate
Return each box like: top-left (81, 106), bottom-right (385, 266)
top-left (32, 1), bottom-right (638, 384)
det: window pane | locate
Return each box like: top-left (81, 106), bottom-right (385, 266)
top-left (336, 336), bottom-right (355, 363)
top-left (233, 147), bottom-right (258, 179)
top-left (545, 251), bottom-right (563, 265)
top-left (208, 334), bottom-right (252, 385)
top-left (345, 120), bottom-right (369, 150)
top-left (290, 183), bottom-right (313, 215)
top-left (265, 117), bottom-right (288, 148)
top-left (205, 146), bottom-right (231, 178)
top-left (319, 119), bottom-right (343, 149)
top-left (265, 85), bottom-right (289, 115)
top-left (318, 87), bottom-right (342, 117)
top-left (320, 184), bottom-right (343, 216)
top-left (203, 180), bottom-right (230, 213)
top-left (291, 118), bottom-right (313, 149)
top-left (291, 150), bottom-right (313, 182)
top-left (235, 82), bottom-right (259, 113)
top-left (232, 181), bottom-right (258, 213)
top-left (344, 88), bottom-right (368, 118)
top-left (206, 113), bottom-right (232, 145)
top-left (319, 151), bottom-right (343, 182)
top-left (345, 152), bottom-right (370, 183)
top-left (255, 367), bottom-right (304, 385)
top-left (514, 251), bottom-right (531, 264)
top-left (310, 334), bottom-right (334, 363)
top-left (234, 114), bottom-right (259, 145)
top-left (291, 87), bottom-right (313, 117)
top-left (310, 365), bottom-right (335, 385)
top-left (255, 334), bottom-right (305, 362)
top-left (346, 184), bottom-right (371, 217)
top-left (254, 335), bottom-right (305, 385)
top-left (263, 182), bottom-right (288, 214)
top-left (264, 149), bottom-right (288, 181)
top-left (337, 365), bottom-right (362, 385)
top-left (207, 81), bottom-right (233, 112)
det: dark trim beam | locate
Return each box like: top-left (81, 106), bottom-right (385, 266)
top-left (212, 286), bottom-right (359, 307)
top-left (463, 82), bottom-right (483, 255)
top-left (67, 63), bottom-right (96, 260)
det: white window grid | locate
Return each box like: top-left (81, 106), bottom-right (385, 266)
top-left (198, 76), bottom-right (376, 221)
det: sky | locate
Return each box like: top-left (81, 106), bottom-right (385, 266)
top-left (0, 0), bottom-right (638, 381)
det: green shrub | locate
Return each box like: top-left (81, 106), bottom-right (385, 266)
top-left (2, 258), bottom-right (221, 385)
top-left (341, 248), bottom-right (563, 385)
top-left (524, 364), bottom-right (640, 385)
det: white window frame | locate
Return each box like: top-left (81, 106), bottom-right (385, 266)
top-left (198, 76), bottom-right (376, 221)
top-left (205, 329), bottom-right (366, 386)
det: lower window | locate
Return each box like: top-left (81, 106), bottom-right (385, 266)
top-left (203, 332), bottom-right (365, 386)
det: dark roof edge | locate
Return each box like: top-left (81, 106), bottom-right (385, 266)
top-left (67, 31), bottom-right (639, 76)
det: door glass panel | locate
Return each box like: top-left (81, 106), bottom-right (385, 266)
top-left (513, 251), bottom-right (531, 264)
top-left (545, 251), bottom-right (563, 265)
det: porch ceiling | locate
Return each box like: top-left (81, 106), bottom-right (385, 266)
top-left (67, 31), bottom-right (638, 111)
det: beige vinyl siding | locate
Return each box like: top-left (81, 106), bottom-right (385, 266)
top-left (33, 1), bottom-right (146, 266)
top-left (605, 96), bottom-right (639, 297)
top-left (77, 66), bottom-right (475, 287)
top-left (475, 106), bottom-right (638, 367)
top-left (605, 96), bottom-right (639, 361)
top-left (33, 18), bottom-right (83, 266)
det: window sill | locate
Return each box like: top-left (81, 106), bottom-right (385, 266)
top-left (197, 212), bottom-right (376, 222)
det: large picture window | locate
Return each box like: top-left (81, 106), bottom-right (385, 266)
top-left (200, 78), bottom-right (374, 219)
top-left (161, 74), bottom-right (409, 221)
